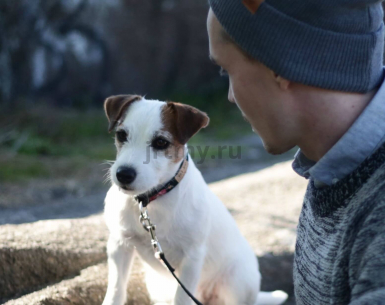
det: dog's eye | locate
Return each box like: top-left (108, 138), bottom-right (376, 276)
top-left (151, 137), bottom-right (170, 150)
top-left (116, 130), bottom-right (128, 143)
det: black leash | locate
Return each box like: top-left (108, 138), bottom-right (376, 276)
top-left (159, 253), bottom-right (204, 305)
top-left (137, 203), bottom-right (204, 305)
top-left (134, 154), bottom-right (204, 305)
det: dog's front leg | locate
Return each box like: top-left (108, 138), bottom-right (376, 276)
top-left (173, 247), bottom-right (206, 305)
top-left (102, 236), bottom-right (135, 305)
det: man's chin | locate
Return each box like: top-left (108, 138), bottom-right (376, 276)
top-left (262, 140), bottom-right (295, 156)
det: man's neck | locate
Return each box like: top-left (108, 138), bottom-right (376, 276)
top-left (297, 87), bottom-right (377, 162)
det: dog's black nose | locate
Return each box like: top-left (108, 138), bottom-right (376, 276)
top-left (116, 167), bottom-right (137, 184)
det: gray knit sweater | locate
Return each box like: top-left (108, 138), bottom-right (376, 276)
top-left (294, 142), bottom-right (385, 304)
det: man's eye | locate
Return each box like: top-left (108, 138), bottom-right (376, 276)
top-left (151, 137), bottom-right (170, 150)
top-left (116, 130), bottom-right (128, 142)
top-left (219, 67), bottom-right (228, 77)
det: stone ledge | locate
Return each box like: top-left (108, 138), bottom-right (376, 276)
top-left (0, 217), bottom-right (108, 302)
top-left (5, 254), bottom-right (296, 305)
top-left (2, 161), bottom-right (307, 304)
top-left (4, 259), bottom-right (150, 305)
top-left (210, 160), bottom-right (307, 255)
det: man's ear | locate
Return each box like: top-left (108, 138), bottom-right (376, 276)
top-left (104, 95), bottom-right (142, 132)
top-left (163, 102), bottom-right (210, 145)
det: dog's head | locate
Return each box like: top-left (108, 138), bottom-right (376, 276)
top-left (104, 95), bottom-right (209, 194)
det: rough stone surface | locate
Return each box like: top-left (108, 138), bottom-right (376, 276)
top-left (210, 161), bottom-right (306, 256)
top-left (2, 161), bottom-right (308, 304)
top-left (0, 216), bottom-right (108, 302)
top-left (210, 161), bottom-right (307, 304)
top-left (4, 257), bottom-right (296, 305)
top-left (4, 259), bottom-right (150, 305)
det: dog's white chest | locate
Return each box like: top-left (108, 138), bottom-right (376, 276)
top-left (104, 187), bottom-right (185, 270)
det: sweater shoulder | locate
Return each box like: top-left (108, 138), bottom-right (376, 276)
top-left (348, 164), bottom-right (385, 283)
top-left (352, 162), bottom-right (385, 218)
top-left (348, 163), bottom-right (385, 234)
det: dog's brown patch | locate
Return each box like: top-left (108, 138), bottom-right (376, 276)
top-left (162, 102), bottom-right (209, 144)
top-left (242, 0), bottom-right (263, 14)
top-left (104, 95), bottom-right (142, 132)
top-left (162, 102), bottom-right (209, 163)
top-left (164, 142), bottom-right (186, 164)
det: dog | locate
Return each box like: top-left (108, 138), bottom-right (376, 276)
top-left (102, 95), bottom-right (288, 305)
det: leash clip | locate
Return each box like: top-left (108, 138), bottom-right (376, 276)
top-left (138, 202), bottom-right (164, 259)
top-left (139, 204), bottom-right (151, 232)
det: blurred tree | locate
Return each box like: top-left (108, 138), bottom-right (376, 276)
top-left (0, 0), bottom-right (109, 108)
top-left (0, 0), bottom-right (225, 109)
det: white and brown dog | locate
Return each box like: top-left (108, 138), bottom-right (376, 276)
top-left (102, 95), bottom-right (288, 305)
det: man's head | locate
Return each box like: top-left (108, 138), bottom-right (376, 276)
top-left (207, 0), bottom-right (384, 156)
top-left (208, 9), bottom-right (298, 155)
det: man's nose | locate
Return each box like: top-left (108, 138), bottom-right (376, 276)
top-left (228, 84), bottom-right (235, 103)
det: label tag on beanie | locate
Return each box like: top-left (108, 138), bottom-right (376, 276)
top-left (242, 0), bottom-right (263, 14)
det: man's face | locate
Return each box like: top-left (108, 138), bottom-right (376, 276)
top-left (207, 9), bottom-right (298, 155)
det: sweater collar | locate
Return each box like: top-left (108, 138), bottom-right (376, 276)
top-left (293, 71), bottom-right (385, 187)
top-left (308, 141), bottom-right (385, 217)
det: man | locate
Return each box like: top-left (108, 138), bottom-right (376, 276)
top-left (207, 0), bottom-right (385, 304)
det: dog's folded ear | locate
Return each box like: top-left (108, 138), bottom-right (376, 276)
top-left (163, 102), bottom-right (210, 145)
top-left (104, 95), bottom-right (142, 132)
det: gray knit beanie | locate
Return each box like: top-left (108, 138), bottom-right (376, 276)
top-left (209, 0), bottom-right (385, 93)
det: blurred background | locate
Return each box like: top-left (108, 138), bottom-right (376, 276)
top-left (0, 0), bottom-right (297, 224)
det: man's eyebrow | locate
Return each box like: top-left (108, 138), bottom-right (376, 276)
top-left (209, 55), bottom-right (218, 65)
